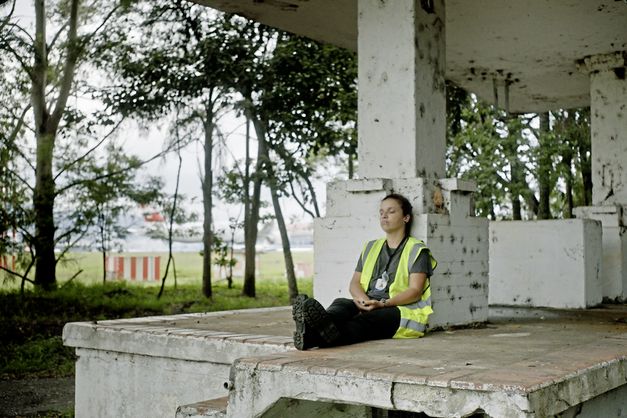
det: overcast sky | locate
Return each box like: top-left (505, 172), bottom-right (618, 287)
top-left (9, 1), bottom-right (330, 228)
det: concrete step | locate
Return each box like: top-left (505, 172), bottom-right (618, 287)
top-left (175, 397), bottom-right (227, 418)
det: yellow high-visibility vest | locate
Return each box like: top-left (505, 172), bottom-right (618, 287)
top-left (359, 237), bottom-right (437, 338)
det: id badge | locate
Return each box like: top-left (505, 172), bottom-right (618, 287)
top-left (374, 271), bottom-right (389, 291)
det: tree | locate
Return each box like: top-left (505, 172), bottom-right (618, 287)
top-left (227, 27), bottom-right (357, 297)
top-left (76, 143), bottom-right (162, 284)
top-left (94, 2), bottom-right (237, 297)
top-left (447, 87), bottom-right (592, 221)
top-left (97, 5), bottom-right (357, 299)
top-left (0, 0), bottom-right (131, 289)
top-left (553, 108), bottom-right (592, 217)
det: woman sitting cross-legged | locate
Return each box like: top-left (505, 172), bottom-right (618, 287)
top-left (292, 193), bottom-right (437, 350)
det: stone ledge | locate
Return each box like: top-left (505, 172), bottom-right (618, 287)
top-left (62, 307), bottom-right (295, 364)
top-left (438, 178), bottom-right (477, 193)
top-left (223, 309), bottom-right (627, 417)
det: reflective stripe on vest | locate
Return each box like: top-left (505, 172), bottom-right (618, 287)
top-left (399, 318), bottom-right (427, 333)
top-left (359, 237), bottom-right (437, 339)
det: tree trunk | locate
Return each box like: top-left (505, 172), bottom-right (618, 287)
top-left (242, 117), bottom-right (266, 298)
top-left (31, 0), bottom-right (81, 290)
top-left (268, 174), bottom-right (298, 302)
top-left (158, 136), bottom-right (183, 299)
top-left (511, 195), bottom-right (522, 220)
top-left (537, 112), bottom-right (552, 219)
top-left (302, 170), bottom-right (320, 218)
top-left (564, 153), bottom-right (574, 218)
top-left (242, 116), bottom-right (251, 290)
top-left (99, 211), bottom-right (106, 284)
top-left (33, 133), bottom-right (57, 289)
top-left (510, 157), bottom-right (524, 220)
top-left (348, 152), bottom-right (354, 179)
top-left (202, 102), bottom-right (214, 298)
top-left (505, 116), bottom-right (524, 220)
top-left (579, 144), bottom-right (592, 206)
top-left (489, 199), bottom-right (496, 221)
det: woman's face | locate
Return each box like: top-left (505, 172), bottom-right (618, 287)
top-left (379, 198), bottom-right (409, 234)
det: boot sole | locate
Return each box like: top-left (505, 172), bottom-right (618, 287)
top-left (292, 294), bottom-right (309, 350)
top-left (302, 298), bottom-right (340, 344)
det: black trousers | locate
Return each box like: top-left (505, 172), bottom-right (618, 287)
top-left (325, 298), bottom-right (400, 346)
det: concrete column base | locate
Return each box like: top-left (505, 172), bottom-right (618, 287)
top-left (574, 205), bottom-right (627, 301)
top-left (314, 177), bottom-right (488, 327)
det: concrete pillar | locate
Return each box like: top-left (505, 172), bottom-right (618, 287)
top-left (580, 51), bottom-right (627, 206)
top-left (314, 0), bottom-right (488, 327)
top-left (357, 0), bottom-right (446, 179)
top-left (575, 51), bottom-right (627, 301)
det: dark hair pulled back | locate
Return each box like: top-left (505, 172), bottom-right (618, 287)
top-left (382, 193), bottom-right (413, 237)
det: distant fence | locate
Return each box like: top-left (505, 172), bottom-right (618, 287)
top-left (105, 255), bottom-right (161, 282)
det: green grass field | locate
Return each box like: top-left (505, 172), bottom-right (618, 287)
top-left (3, 250), bottom-right (313, 289)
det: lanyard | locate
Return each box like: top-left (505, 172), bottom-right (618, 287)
top-left (382, 235), bottom-right (408, 274)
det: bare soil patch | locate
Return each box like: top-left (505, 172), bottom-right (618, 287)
top-left (0, 377), bottom-right (74, 417)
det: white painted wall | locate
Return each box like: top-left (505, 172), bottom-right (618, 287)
top-left (489, 219), bottom-right (603, 308)
top-left (74, 348), bottom-right (229, 418)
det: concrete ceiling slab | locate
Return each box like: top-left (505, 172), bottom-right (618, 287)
top-left (194, 0), bottom-right (627, 112)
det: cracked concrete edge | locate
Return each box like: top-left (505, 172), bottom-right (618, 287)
top-left (227, 353), bottom-right (626, 417)
top-left (526, 356), bottom-right (627, 416)
top-left (227, 359), bottom-right (534, 418)
top-left (78, 306), bottom-right (292, 326)
top-left (62, 322), bottom-right (294, 364)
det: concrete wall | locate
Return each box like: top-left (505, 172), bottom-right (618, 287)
top-left (314, 177), bottom-right (488, 328)
top-left (74, 348), bottom-right (229, 418)
top-left (489, 219), bottom-right (603, 309)
top-left (575, 205), bottom-right (627, 301)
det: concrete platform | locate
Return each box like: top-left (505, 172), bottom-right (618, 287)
top-left (63, 306), bottom-right (627, 417)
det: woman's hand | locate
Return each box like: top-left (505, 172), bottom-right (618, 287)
top-left (354, 298), bottom-right (385, 311)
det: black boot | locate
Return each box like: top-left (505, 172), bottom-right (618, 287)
top-left (295, 295), bottom-right (340, 346)
top-left (292, 294), bottom-right (324, 350)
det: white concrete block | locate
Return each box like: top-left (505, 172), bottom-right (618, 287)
top-left (574, 205), bottom-right (623, 227)
top-left (345, 178), bottom-right (391, 193)
top-left (439, 178), bottom-right (477, 193)
top-left (325, 180), bottom-right (391, 218)
top-left (392, 177), bottom-right (431, 214)
top-left (444, 191), bottom-right (473, 221)
top-left (574, 205), bottom-right (627, 300)
top-left (316, 174), bottom-right (488, 327)
top-left (489, 219), bottom-right (603, 309)
top-left (314, 216), bottom-right (381, 306)
top-left (393, 178), bottom-right (477, 217)
top-left (315, 212), bottom-right (489, 327)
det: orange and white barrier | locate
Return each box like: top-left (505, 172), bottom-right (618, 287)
top-left (105, 255), bottom-right (161, 281)
top-left (0, 255), bottom-right (16, 271)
